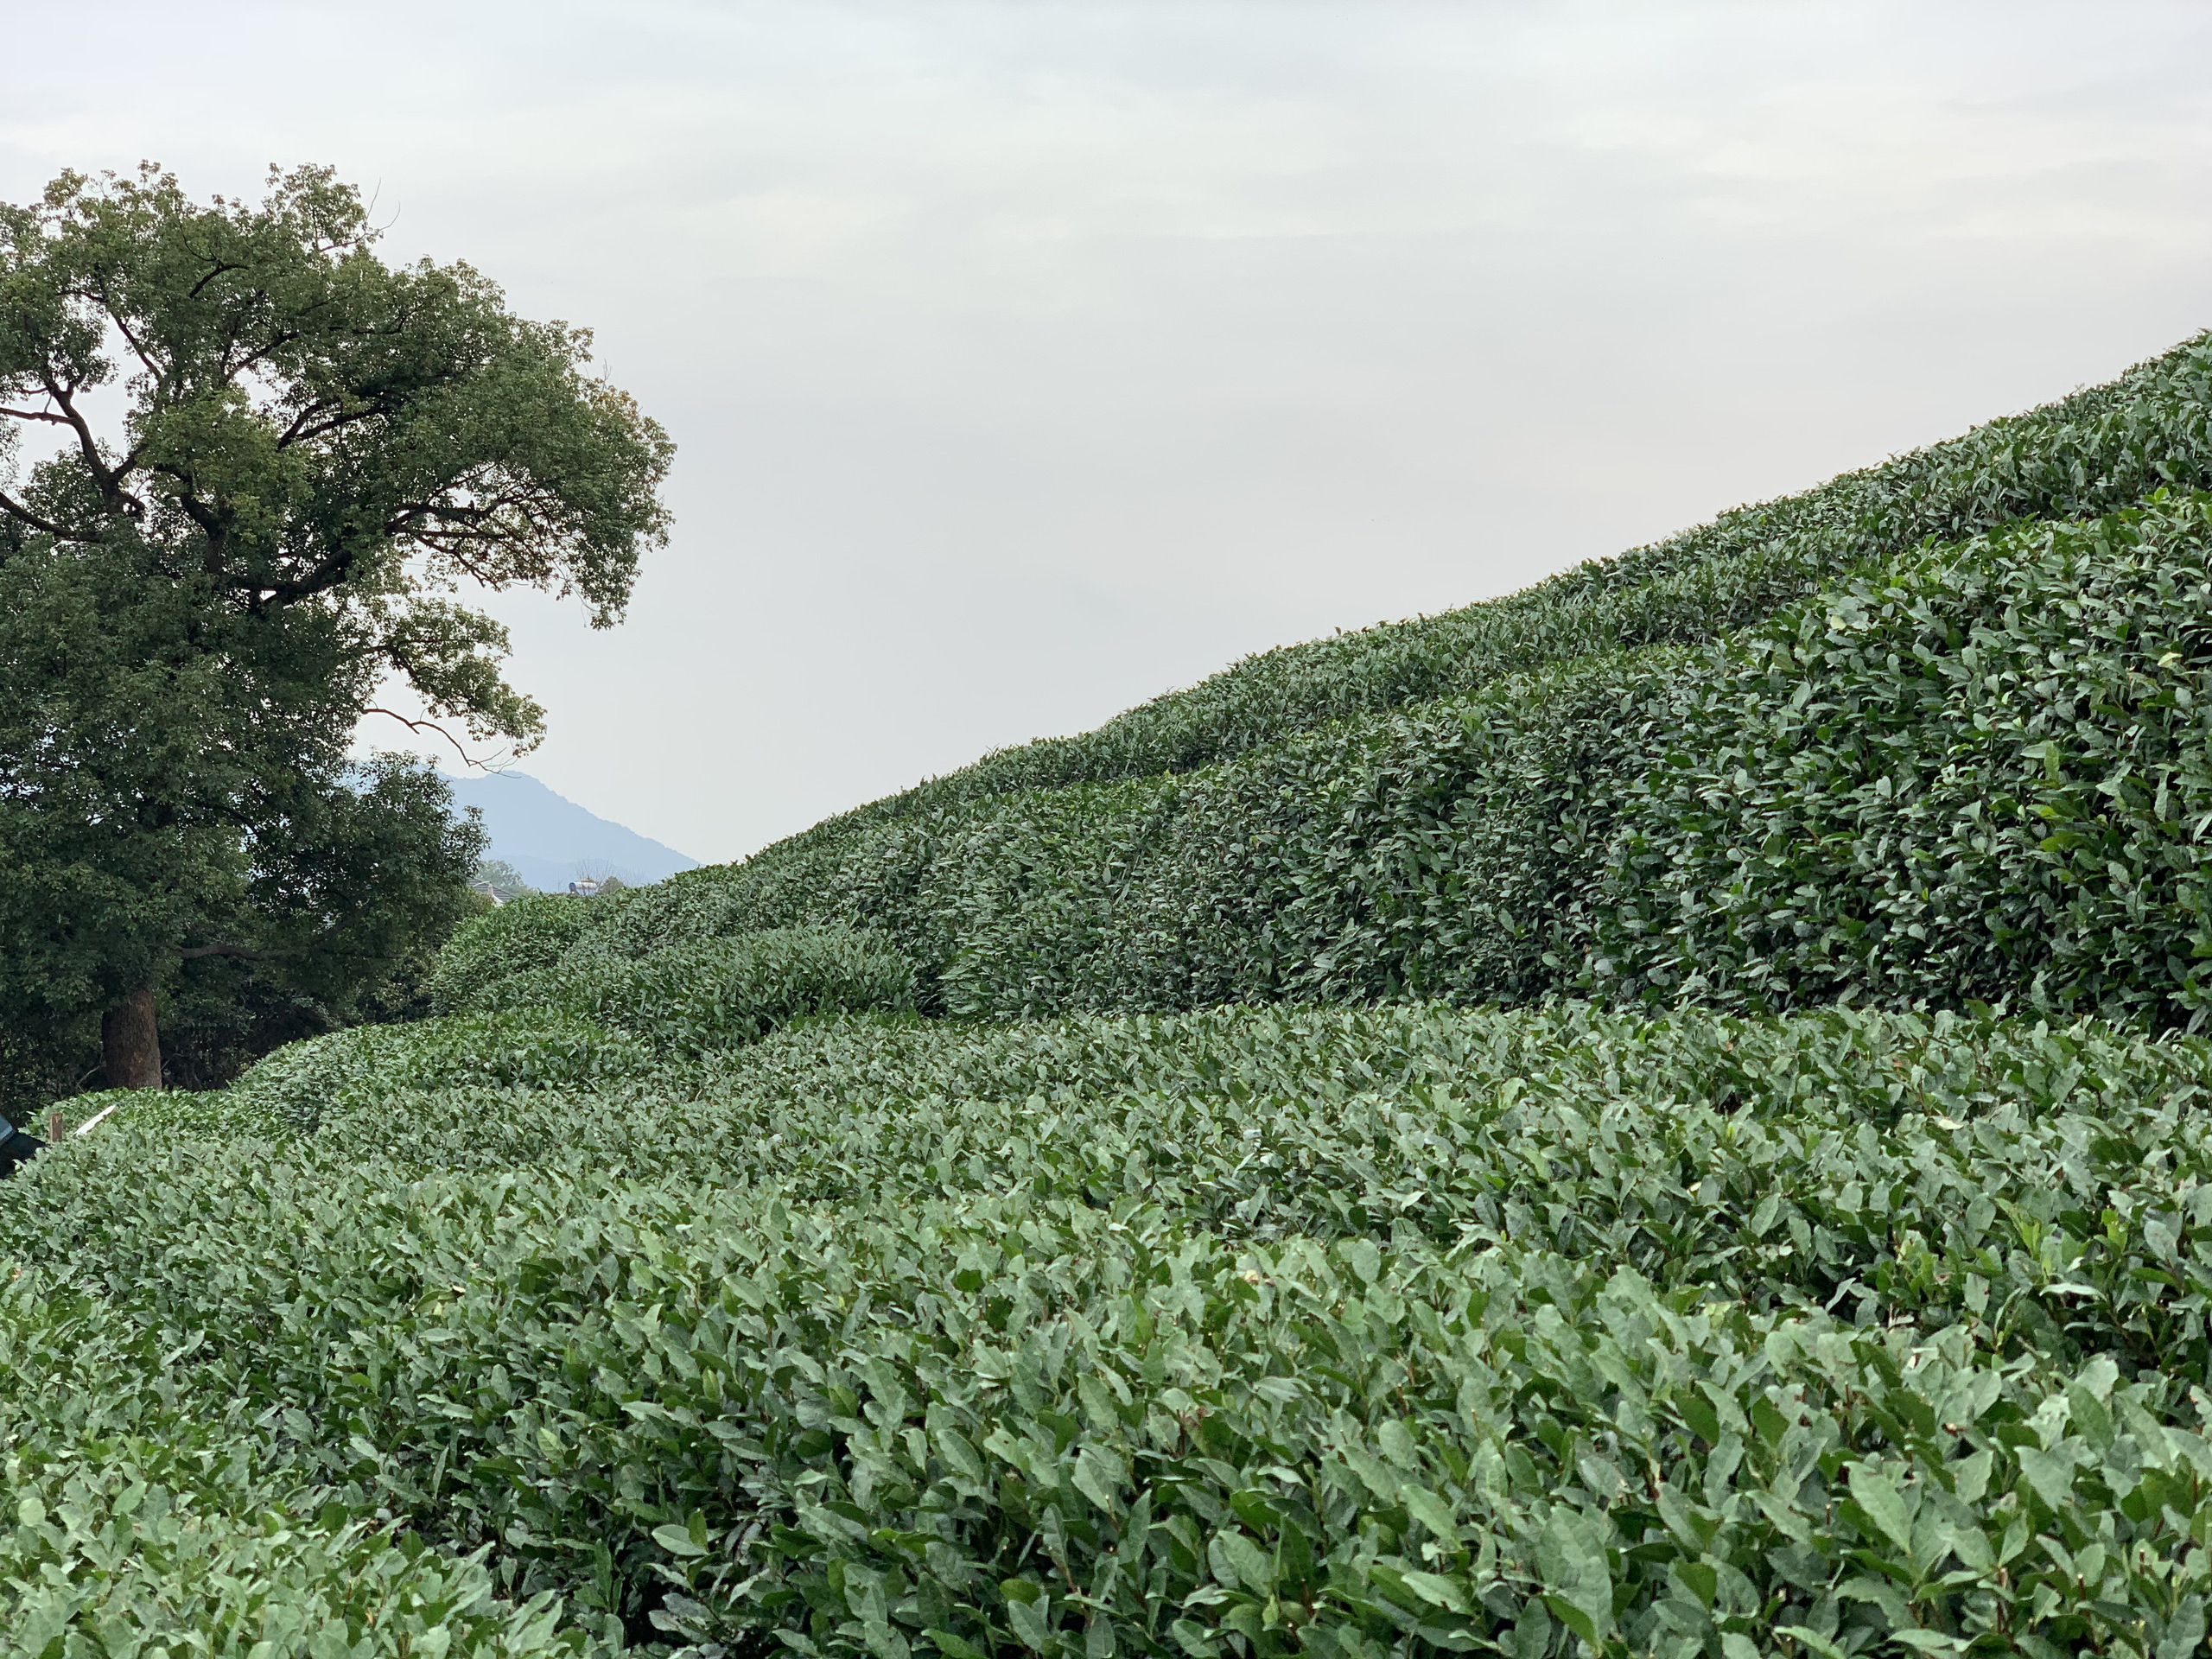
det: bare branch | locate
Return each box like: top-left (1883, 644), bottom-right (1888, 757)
top-left (363, 706), bottom-right (499, 770)
top-left (0, 405), bottom-right (73, 426)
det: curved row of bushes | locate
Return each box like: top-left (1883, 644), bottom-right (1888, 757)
top-left (444, 925), bottom-right (914, 1052)
top-left (212, 925), bottom-right (918, 1127)
top-left (8, 1003), bottom-right (2212, 1654)
top-left (455, 492), bottom-right (2212, 1032)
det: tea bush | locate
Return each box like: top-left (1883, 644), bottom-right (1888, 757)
top-left (454, 494), bottom-right (2212, 1031)
top-left (427, 893), bottom-right (606, 1016)
top-left (442, 338), bottom-right (2212, 1027)
top-left (451, 925), bottom-right (917, 1053)
top-left (10, 1006), bottom-right (2212, 1654)
top-left (226, 1010), bottom-right (649, 1128)
top-left (1592, 495), bottom-right (2212, 1021)
top-left (204, 927), bottom-right (914, 1135)
top-left (0, 1244), bottom-right (593, 1657)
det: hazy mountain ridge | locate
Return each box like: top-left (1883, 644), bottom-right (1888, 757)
top-left (442, 771), bottom-right (698, 890)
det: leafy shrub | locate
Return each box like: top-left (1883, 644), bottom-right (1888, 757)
top-left (1591, 493), bottom-right (2212, 1023)
top-left (428, 893), bottom-right (603, 1016)
top-left (10, 1004), bottom-right (2212, 1653)
top-left (472, 332), bottom-right (2196, 1032)
top-left (1, 1457), bottom-right (585, 1658)
top-left (0, 1245), bottom-right (596, 1656)
top-left (192, 930), bottom-right (912, 1136)
top-left (435, 331), bottom-right (2212, 1025)
top-left (429, 672), bottom-right (1664, 1021)
top-left (451, 494), bottom-right (2212, 1033)
top-left (744, 329), bottom-right (2212, 845)
top-left (461, 925), bottom-right (917, 1057)
top-left (226, 1010), bottom-right (645, 1128)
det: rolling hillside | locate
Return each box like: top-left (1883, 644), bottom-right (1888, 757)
top-left (9, 333), bottom-right (2212, 1656)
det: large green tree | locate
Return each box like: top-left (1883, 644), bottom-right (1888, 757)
top-left (0, 164), bottom-right (672, 1100)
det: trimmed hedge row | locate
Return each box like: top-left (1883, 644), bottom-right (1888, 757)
top-left (214, 926), bottom-right (913, 1135)
top-left (425, 893), bottom-right (607, 1014)
top-left (458, 492), bottom-right (2212, 1032)
top-left (1593, 496), bottom-right (2212, 1020)
top-left (10, 1004), bottom-right (2212, 1654)
top-left (445, 925), bottom-right (915, 1054)
top-left (226, 1010), bottom-right (645, 1128)
top-left (172, 1001), bottom-right (2212, 1371)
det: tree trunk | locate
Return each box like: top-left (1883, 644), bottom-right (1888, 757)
top-left (102, 988), bottom-right (162, 1091)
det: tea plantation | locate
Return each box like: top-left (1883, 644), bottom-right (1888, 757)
top-left (10, 336), bottom-right (2212, 1656)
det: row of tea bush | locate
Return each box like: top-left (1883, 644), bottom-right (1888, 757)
top-left (443, 493), bottom-right (2212, 1033)
top-left (7, 1003), bottom-right (2212, 1654)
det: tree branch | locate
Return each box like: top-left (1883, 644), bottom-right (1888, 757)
top-left (176, 944), bottom-right (262, 961)
top-left (186, 258), bottom-right (247, 300)
top-left (249, 547), bottom-right (357, 604)
top-left (88, 272), bottom-right (166, 390)
top-left (38, 374), bottom-right (144, 516)
top-left (0, 485), bottom-right (98, 543)
top-left (41, 375), bottom-right (111, 482)
top-left (224, 327), bottom-right (302, 385)
top-left (364, 706), bottom-right (492, 768)
top-left (276, 399), bottom-right (387, 451)
top-left (149, 462), bottom-right (227, 544)
top-left (0, 404), bottom-right (73, 426)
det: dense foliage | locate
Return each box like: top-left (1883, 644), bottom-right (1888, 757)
top-left (768, 330), bottom-right (2212, 842)
top-left (11, 1004), bottom-right (2212, 1656)
top-left (442, 925), bottom-right (915, 1054)
top-left (0, 162), bottom-right (671, 1097)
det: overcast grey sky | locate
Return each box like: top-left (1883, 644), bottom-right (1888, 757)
top-left (3, 1), bottom-right (2209, 861)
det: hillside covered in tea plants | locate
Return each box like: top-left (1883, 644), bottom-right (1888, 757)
top-left (10, 334), bottom-right (2212, 1656)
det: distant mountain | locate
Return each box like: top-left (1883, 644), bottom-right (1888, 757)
top-left (442, 772), bottom-right (699, 891)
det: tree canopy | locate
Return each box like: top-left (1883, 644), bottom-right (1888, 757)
top-left (0, 163), bottom-right (673, 1103)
